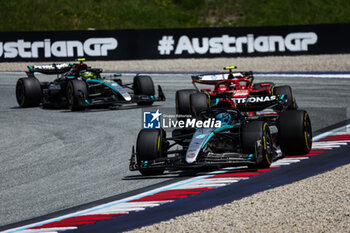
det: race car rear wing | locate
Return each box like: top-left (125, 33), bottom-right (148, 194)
top-left (27, 63), bottom-right (73, 75)
top-left (192, 71), bottom-right (253, 84)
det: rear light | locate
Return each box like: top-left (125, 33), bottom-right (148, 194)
top-left (260, 83), bottom-right (270, 87)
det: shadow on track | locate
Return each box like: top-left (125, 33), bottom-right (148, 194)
top-left (123, 169), bottom-right (207, 180)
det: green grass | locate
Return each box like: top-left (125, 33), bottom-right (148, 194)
top-left (236, 0), bottom-right (350, 26)
top-left (0, 0), bottom-right (349, 31)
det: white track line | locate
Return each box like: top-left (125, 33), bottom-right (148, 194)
top-left (18, 227), bottom-right (77, 233)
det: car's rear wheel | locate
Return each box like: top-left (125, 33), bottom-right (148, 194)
top-left (241, 121), bottom-right (273, 168)
top-left (16, 78), bottom-right (42, 107)
top-left (176, 89), bottom-right (197, 118)
top-left (136, 129), bottom-right (166, 176)
top-left (133, 75), bottom-right (155, 106)
top-left (278, 110), bottom-right (312, 155)
top-left (66, 79), bottom-right (88, 111)
top-left (273, 85), bottom-right (297, 110)
top-left (190, 93), bottom-right (209, 117)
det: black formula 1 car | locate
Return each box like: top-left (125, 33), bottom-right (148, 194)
top-left (129, 107), bottom-right (312, 176)
top-left (15, 59), bottom-right (165, 111)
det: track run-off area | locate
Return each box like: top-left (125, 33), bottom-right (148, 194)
top-left (1, 71), bottom-right (350, 232)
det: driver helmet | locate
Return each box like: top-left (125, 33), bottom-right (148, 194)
top-left (215, 112), bottom-right (232, 125)
top-left (229, 82), bottom-right (236, 90)
top-left (81, 71), bottom-right (97, 79)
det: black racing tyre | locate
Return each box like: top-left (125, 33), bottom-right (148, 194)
top-left (66, 79), bottom-right (88, 111)
top-left (16, 78), bottom-right (42, 107)
top-left (278, 110), bottom-right (312, 156)
top-left (190, 93), bottom-right (209, 117)
top-left (133, 75), bottom-right (155, 105)
top-left (273, 85), bottom-right (297, 110)
top-left (175, 89), bottom-right (197, 117)
top-left (241, 121), bottom-right (273, 168)
top-left (136, 129), bottom-right (166, 176)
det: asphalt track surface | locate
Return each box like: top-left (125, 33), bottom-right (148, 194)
top-left (1, 71), bottom-right (350, 228)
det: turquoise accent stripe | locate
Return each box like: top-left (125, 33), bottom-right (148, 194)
top-left (87, 79), bottom-right (119, 93)
top-left (142, 161), bottom-right (148, 168)
top-left (201, 132), bottom-right (214, 149)
top-left (86, 79), bottom-right (105, 84)
top-left (214, 124), bottom-right (235, 132)
top-left (247, 116), bottom-right (259, 119)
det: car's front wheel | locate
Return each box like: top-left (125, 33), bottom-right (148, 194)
top-left (136, 129), bottom-right (166, 176)
top-left (66, 79), bottom-right (88, 111)
top-left (190, 93), bottom-right (209, 117)
top-left (175, 89), bottom-right (196, 118)
top-left (133, 75), bottom-right (155, 106)
top-left (241, 121), bottom-right (273, 168)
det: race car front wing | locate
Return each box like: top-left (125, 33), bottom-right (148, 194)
top-left (132, 85), bottom-right (166, 103)
top-left (129, 146), bottom-right (257, 171)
